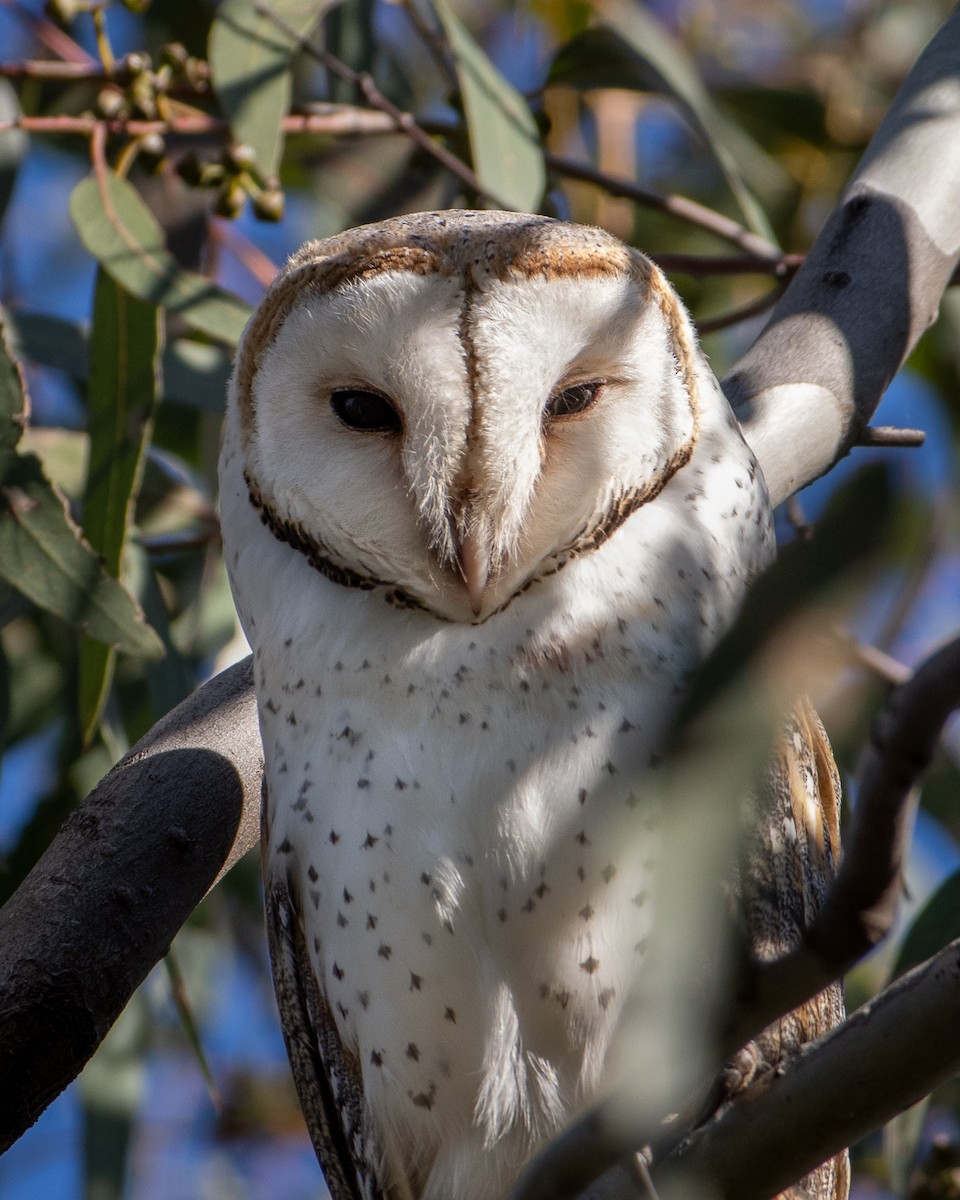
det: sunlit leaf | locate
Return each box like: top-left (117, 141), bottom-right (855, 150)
top-left (209, 0), bottom-right (321, 182)
top-left (70, 172), bottom-right (251, 345)
top-left (434, 0), bottom-right (545, 212)
top-left (553, 6), bottom-right (782, 240)
top-left (78, 270), bottom-right (162, 740)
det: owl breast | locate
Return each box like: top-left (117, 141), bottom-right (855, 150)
top-left (220, 385), bottom-right (773, 1199)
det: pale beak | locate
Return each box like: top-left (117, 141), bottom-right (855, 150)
top-left (454, 524), bottom-right (490, 616)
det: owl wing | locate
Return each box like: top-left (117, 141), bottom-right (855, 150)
top-left (740, 701), bottom-right (850, 1200)
top-left (263, 790), bottom-right (386, 1200)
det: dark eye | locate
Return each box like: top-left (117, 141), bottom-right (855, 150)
top-left (544, 380), bottom-right (602, 420)
top-left (331, 388), bottom-right (401, 433)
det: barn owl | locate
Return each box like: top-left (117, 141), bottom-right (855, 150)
top-left (219, 211), bottom-right (847, 1200)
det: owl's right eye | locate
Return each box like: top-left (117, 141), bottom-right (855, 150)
top-left (331, 389), bottom-right (402, 434)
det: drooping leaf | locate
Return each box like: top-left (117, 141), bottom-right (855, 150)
top-left (78, 270), bottom-right (162, 740)
top-left (551, 6), bottom-right (782, 241)
top-left (0, 453), bottom-right (163, 657)
top-left (892, 867), bottom-right (960, 980)
top-left (209, 0), bottom-right (322, 182)
top-left (0, 321), bottom-right (162, 659)
top-left (434, 0), bottom-right (546, 213)
top-left (70, 172), bottom-right (252, 345)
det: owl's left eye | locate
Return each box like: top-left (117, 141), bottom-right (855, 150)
top-left (331, 388), bottom-right (402, 433)
top-left (544, 380), bottom-right (603, 420)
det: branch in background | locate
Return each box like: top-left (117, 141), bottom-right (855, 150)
top-left (0, 658), bottom-right (261, 1153)
top-left (724, 7), bottom-right (960, 506)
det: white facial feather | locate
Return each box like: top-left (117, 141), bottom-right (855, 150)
top-left (219, 210), bottom-right (774, 1200)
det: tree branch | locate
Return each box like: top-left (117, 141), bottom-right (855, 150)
top-left (0, 658), bottom-right (260, 1152)
top-left (724, 7), bottom-right (960, 506)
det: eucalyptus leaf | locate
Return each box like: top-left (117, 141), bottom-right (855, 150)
top-left (70, 172), bottom-right (251, 345)
top-left (78, 270), bottom-right (162, 739)
top-left (209, 0), bottom-right (321, 181)
top-left (434, 0), bottom-right (545, 212)
top-left (0, 453), bottom-right (163, 658)
top-left (4, 310), bottom-right (232, 411)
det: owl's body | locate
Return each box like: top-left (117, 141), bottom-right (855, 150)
top-left (220, 212), bottom-right (843, 1200)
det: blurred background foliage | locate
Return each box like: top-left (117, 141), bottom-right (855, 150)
top-left (0, 0), bottom-right (958, 1197)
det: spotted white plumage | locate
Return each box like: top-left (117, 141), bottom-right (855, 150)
top-left (219, 211), bottom-right (844, 1200)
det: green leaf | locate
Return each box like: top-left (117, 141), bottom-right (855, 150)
top-left (553, 6), bottom-right (781, 241)
top-left (892, 867), bottom-right (960, 980)
top-left (0, 314), bottom-right (28, 478)
top-left (434, 0), bottom-right (546, 213)
top-left (209, 0), bottom-right (321, 181)
top-left (70, 172), bottom-right (252, 345)
top-left (0, 319), bottom-right (162, 659)
top-left (0, 454), bottom-right (163, 658)
top-left (78, 271), bottom-right (162, 739)
top-left (4, 311), bottom-right (232, 412)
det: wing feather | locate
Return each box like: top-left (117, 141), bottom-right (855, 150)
top-left (263, 787), bottom-right (386, 1200)
top-left (741, 702), bottom-right (850, 1200)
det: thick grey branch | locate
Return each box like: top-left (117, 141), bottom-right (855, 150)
top-left (0, 658), bottom-right (260, 1152)
top-left (725, 7), bottom-right (960, 506)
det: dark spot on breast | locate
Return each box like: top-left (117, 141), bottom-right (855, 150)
top-left (579, 904), bottom-right (594, 921)
top-left (410, 972), bottom-right (423, 991)
top-left (444, 1007), bottom-right (456, 1024)
top-left (308, 865), bottom-right (318, 882)
top-left (277, 838), bottom-right (292, 854)
top-left (378, 944), bottom-right (392, 959)
top-left (580, 955), bottom-right (600, 975)
top-left (406, 1043), bottom-right (421, 1061)
top-left (367, 913), bottom-right (378, 930)
top-left (363, 832), bottom-right (379, 849)
top-left (332, 962), bottom-right (345, 981)
top-left (329, 830), bottom-right (340, 845)
top-left (371, 1050), bottom-right (383, 1067)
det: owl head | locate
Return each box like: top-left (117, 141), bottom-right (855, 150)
top-left (224, 211), bottom-right (746, 624)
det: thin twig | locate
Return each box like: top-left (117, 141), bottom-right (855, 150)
top-left (857, 425), bottom-right (926, 447)
top-left (206, 217), bottom-right (278, 290)
top-left (0, 107), bottom-right (400, 139)
top-left (654, 251), bottom-right (803, 278)
top-left (3, 2), bottom-right (96, 66)
top-left (545, 151), bottom-right (784, 259)
top-left (697, 287), bottom-right (783, 334)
